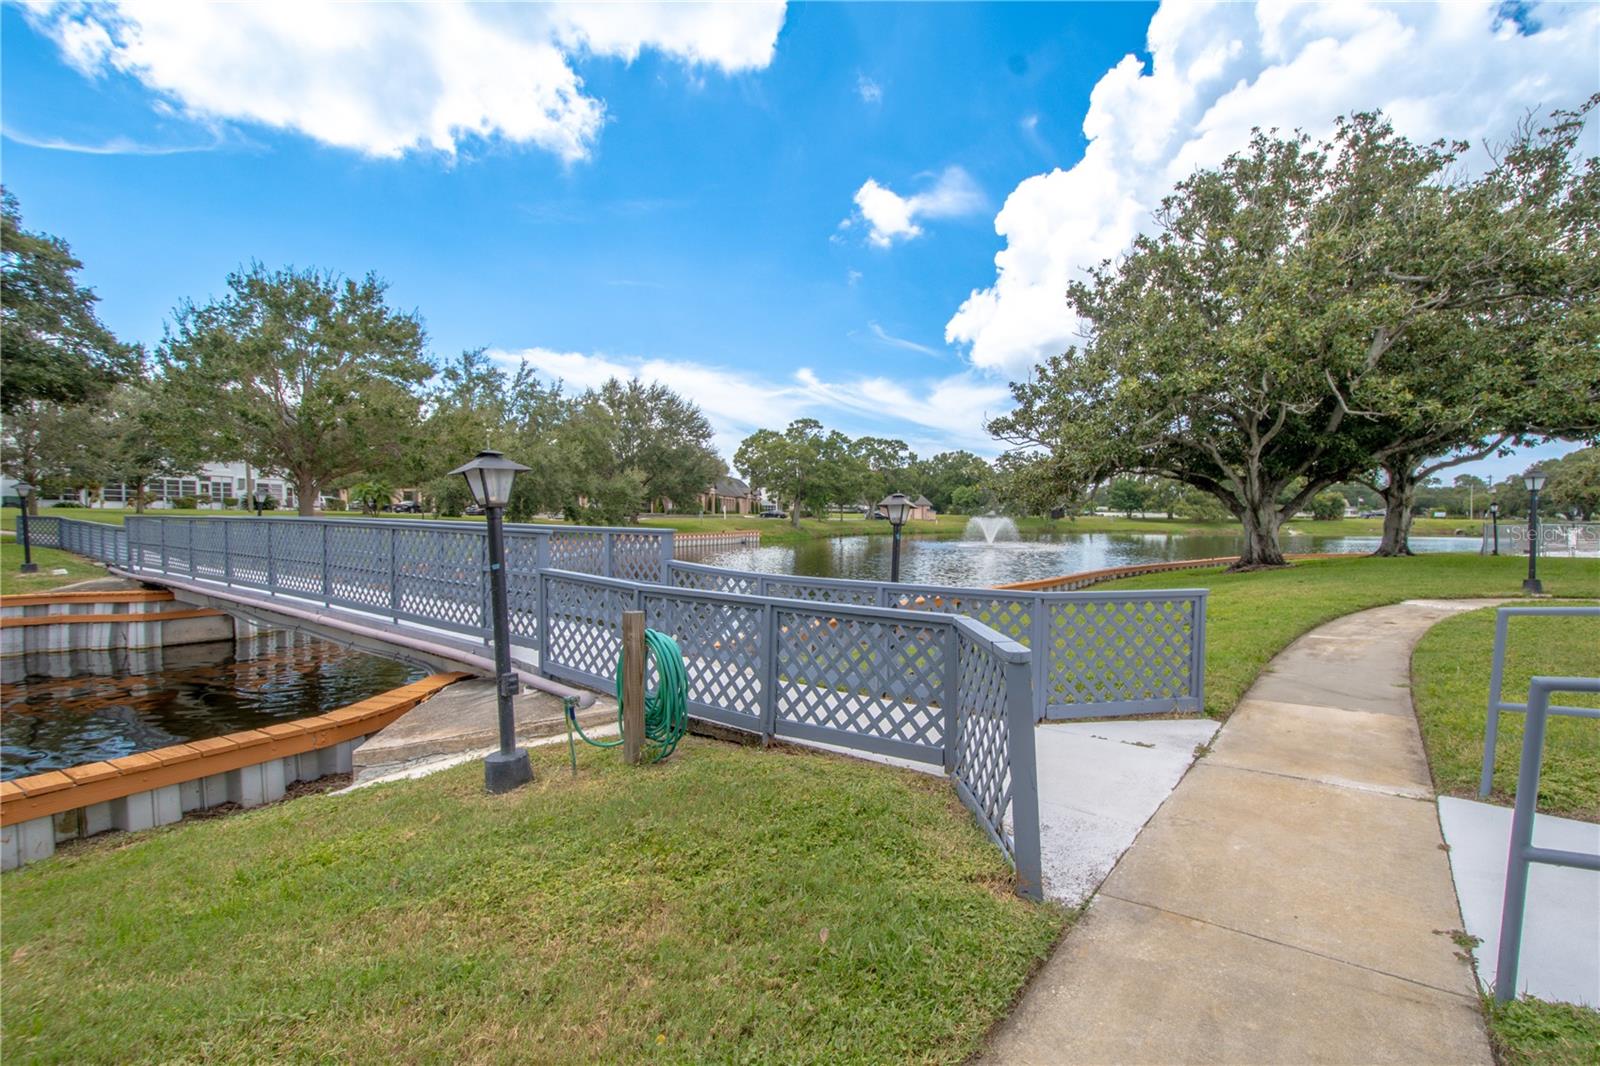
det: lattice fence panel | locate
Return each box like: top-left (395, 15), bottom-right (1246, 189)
top-left (24, 516), bottom-right (61, 549)
top-left (612, 532), bottom-right (667, 582)
top-left (267, 522), bottom-right (324, 596)
top-left (544, 576), bottom-right (634, 684)
top-left (1047, 597), bottom-right (1196, 706)
top-left (392, 527), bottom-right (483, 634)
top-left (764, 579), bottom-right (881, 607)
top-left (774, 608), bottom-right (948, 751)
top-left (163, 520), bottom-right (196, 576)
top-left (225, 522), bottom-right (271, 588)
top-left (503, 532), bottom-right (541, 641)
top-left (643, 592), bottom-right (764, 721)
top-left (890, 588), bottom-right (1036, 647)
top-left (189, 520), bottom-right (228, 580)
top-left (670, 564), bottom-right (761, 596)
top-left (547, 531), bottom-right (605, 575)
top-left (953, 632), bottom-right (1014, 852)
top-left (326, 525), bottom-right (391, 611)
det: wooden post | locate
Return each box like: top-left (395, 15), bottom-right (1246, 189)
top-left (622, 610), bottom-right (646, 765)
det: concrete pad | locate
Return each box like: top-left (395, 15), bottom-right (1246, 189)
top-left (1102, 762), bottom-right (1478, 995)
top-left (1209, 698), bottom-right (1435, 798)
top-left (1439, 796), bottom-right (1600, 1007)
top-left (1033, 719), bottom-right (1218, 905)
top-left (978, 895), bottom-right (1491, 1066)
top-left (352, 679), bottom-right (618, 781)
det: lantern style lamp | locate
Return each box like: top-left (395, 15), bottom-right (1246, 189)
top-left (14, 482), bottom-right (37, 573)
top-left (1488, 502), bottom-right (1500, 556)
top-left (449, 450), bottom-right (533, 793)
top-left (252, 484), bottom-right (271, 517)
top-left (879, 492), bottom-right (913, 582)
top-left (1522, 470), bottom-right (1546, 594)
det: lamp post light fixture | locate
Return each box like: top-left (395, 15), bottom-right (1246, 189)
top-left (1522, 469), bottom-right (1546, 594)
top-left (449, 449), bottom-right (534, 793)
top-left (14, 482), bottom-right (37, 573)
top-left (879, 492), bottom-right (913, 583)
top-left (1488, 502), bottom-right (1500, 556)
top-left (252, 484), bottom-right (271, 517)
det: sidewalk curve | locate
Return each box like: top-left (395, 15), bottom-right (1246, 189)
top-left (981, 599), bottom-right (1504, 1065)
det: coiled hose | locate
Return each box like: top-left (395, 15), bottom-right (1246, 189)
top-left (565, 628), bottom-right (688, 764)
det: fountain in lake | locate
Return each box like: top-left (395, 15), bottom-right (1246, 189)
top-left (964, 513), bottom-right (1019, 545)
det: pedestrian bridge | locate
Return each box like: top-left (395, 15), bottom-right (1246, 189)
top-left (27, 513), bottom-right (1211, 899)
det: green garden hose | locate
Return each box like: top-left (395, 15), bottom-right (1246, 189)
top-left (564, 628), bottom-right (689, 764)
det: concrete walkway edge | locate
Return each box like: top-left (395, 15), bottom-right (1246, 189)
top-left (980, 599), bottom-right (1505, 1065)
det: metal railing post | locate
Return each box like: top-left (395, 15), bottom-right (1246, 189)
top-left (159, 519), bottom-right (168, 573)
top-left (1031, 595), bottom-right (1049, 722)
top-left (265, 521), bottom-right (277, 593)
top-left (222, 520), bottom-right (233, 583)
top-left (1480, 609), bottom-right (1513, 798)
top-left (537, 572), bottom-right (551, 672)
top-left (941, 623), bottom-right (960, 771)
top-left (1004, 651), bottom-right (1044, 901)
top-left (388, 527), bottom-right (400, 623)
top-left (320, 522), bottom-right (332, 606)
top-left (1192, 591), bottom-right (1209, 713)
top-left (1493, 676), bottom-right (1600, 1003)
top-left (760, 602), bottom-right (780, 742)
top-left (604, 532), bottom-right (616, 578)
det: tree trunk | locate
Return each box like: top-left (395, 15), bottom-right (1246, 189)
top-left (296, 474), bottom-right (317, 517)
top-left (1233, 499), bottom-right (1288, 568)
top-left (1372, 461), bottom-right (1418, 557)
top-left (134, 479), bottom-right (146, 515)
top-left (790, 502), bottom-right (800, 529)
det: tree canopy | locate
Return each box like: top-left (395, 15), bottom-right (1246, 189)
top-left (1, 189), bottom-right (139, 412)
top-left (158, 264), bottom-right (433, 515)
top-left (990, 102), bottom-right (1600, 566)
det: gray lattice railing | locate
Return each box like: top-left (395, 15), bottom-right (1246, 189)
top-left (539, 568), bottom-right (1043, 894)
top-left (16, 515), bottom-right (129, 567)
top-left (669, 560), bottom-right (1207, 721)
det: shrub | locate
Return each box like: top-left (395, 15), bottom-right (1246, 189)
top-left (1310, 490), bottom-right (1348, 520)
top-left (172, 496), bottom-right (198, 510)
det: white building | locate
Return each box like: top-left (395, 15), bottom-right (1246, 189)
top-left (29, 461), bottom-right (316, 510)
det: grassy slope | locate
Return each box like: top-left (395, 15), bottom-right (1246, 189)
top-left (1411, 604), bottom-right (1598, 820)
top-left (1100, 554), bottom-right (1600, 720)
top-left (0, 542), bottom-right (108, 593)
top-left (1, 738), bottom-right (1064, 1064)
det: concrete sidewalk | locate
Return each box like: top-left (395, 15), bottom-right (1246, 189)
top-left (982, 600), bottom-right (1503, 1065)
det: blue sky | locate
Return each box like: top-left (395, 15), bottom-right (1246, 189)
top-left (3, 1), bottom-right (1596, 480)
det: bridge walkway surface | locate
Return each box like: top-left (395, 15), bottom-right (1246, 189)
top-left (981, 600), bottom-right (1503, 1065)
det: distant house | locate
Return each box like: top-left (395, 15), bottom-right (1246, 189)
top-left (910, 495), bottom-right (937, 521)
top-left (698, 476), bottom-right (754, 515)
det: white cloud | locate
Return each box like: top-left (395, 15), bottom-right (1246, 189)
top-left (857, 73), bottom-right (882, 104)
top-left (22, 1), bottom-right (787, 161)
top-left (947, 0), bottom-right (1600, 376)
top-left (867, 322), bottom-right (938, 356)
top-left (489, 347), bottom-right (1007, 464)
top-left (849, 166), bottom-right (986, 248)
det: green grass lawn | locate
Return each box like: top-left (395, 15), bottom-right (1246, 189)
top-left (0, 738), bottom-right (1064, 1064)
top-left (1411, 604), bottom-right (1598, 821)
top-left (1485, 995), bottom-right (1600, 1066)
top-left (1101, 554), bottom-right (1600, 720)
top-left (0, 541), bottom-right (109, 593)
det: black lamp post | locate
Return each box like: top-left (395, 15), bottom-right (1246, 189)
top-left (252, 484), bottom-right (270, 517)
top-left (1488, 502), bottom-right (1500, 556)
top-left (1523, 469), bottom-right (1546, 594)
top-left (879, 492), bottom-right (913, 583)
top-left (15, 482), bottom-right (37, 573)
top-left (450, 449), bottom-right (533, 793)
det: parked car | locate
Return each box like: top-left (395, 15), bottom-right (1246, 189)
top-left (464, 504), bottom-right (485, 516)
top-left (759, 509), bottom-right (788, 519)
top-left (1359, 510), bottom-right (1384, 519)
top-left (391, 500), bottom-right (423, 514)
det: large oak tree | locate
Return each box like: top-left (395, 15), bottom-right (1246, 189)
top-left (158, 265), bottom-right (432, 515)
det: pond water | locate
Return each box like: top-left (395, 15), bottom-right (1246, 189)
top-left (679, 530), bottom-right (1483, 587)
top-left (1, 634), bottom-right (424, 780)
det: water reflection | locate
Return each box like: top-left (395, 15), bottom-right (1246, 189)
top-left (1, 632), bottom-right (424, 779)
top-left (681, 530), bottom-right (1482, 586)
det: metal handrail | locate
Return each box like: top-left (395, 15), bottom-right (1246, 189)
top-left (1479, 606), bottom-right (1600, 798)
top-left (1492, 675), bottom-right (1600, 1003)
